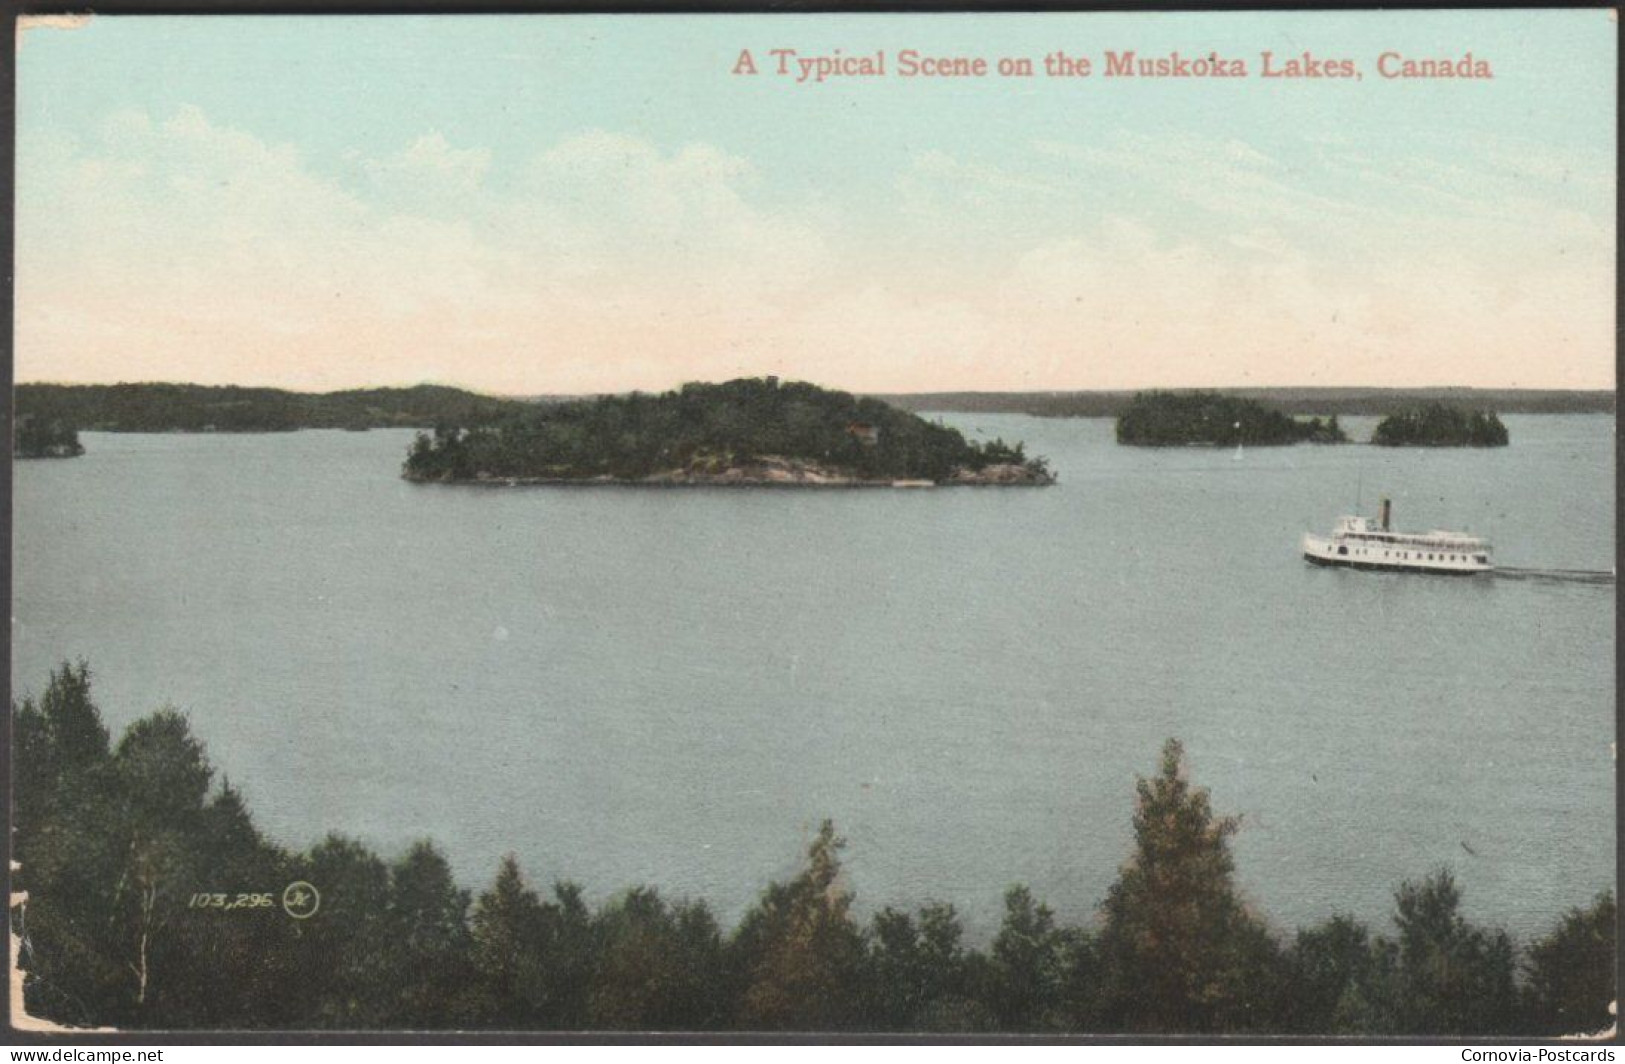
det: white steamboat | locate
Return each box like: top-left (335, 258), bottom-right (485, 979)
top-left (1302, 498), bottom-right (1492, 576)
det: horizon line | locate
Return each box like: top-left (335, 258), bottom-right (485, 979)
top-left (14, 379), bottom-right (1618, 400)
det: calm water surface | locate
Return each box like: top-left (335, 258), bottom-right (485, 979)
top-left (12, 415), bottom-right (1614, 942)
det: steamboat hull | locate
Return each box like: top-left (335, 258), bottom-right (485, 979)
top-left (1301, 530), bottom-right (1492, 576)
top-left (1303, 551), bottom-right (1488, 576)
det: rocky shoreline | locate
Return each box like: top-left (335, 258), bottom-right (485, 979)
top-left (403, 455), bottom-right (1055, 487)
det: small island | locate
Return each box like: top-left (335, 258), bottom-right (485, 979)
top-left (402, 377), bottom-right (1053, 487)
top-left (14, 414), bottom-right (84, 459)
top-left (1371, 403), bottom-right (1509, 447)
top-left (1115, 391), bottom-right (1346, 447)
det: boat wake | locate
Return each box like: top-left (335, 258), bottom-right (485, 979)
top-left (1493, 566), bottom-right (1615, 586)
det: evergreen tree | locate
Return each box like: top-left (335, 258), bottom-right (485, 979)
top-left (988, 885), bottom-right (1073, 1031)
top-left (1523, 892), bottom-right (1616, 1036)
top-left (535, 881), bottom-right (595, 1028)
top-left (866, 901), bottom-right (984, 1031)
top-left (470, 855), bottom-right (549, 1027)
top-left (289, 834), bottom-right (395, 1028)
top-left (12, 663), bottom-right (111, 882)
top-left (730, 820), bottom-right (867, 1030)
top-left (1328, 935), bottom-right (1403, 1034)
top-left (382, 841), bottom-right (478, 1026)
top-left (1094, 739), bottom-right (1282, 1033)
top-left (166, 779), bottom-right (292, 1027)
top-left (587, 887), bottom-right (727, 1029)
top-left (11, 664), bottom-right (121, 1027)
top-left (1388, 871), bottom-right (1519, 1035)
top-left (10, 666), bottom-right (1619, 1036)
top-left (1283, 915), bottom-right (1380, 1033)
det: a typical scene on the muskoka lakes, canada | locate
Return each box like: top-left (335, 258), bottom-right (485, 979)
top-left (9, 10), bottom-right (1617, 1038)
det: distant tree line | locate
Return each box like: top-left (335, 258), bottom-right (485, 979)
top-left (880, 389), bottom-right (1612, 419)
top-left (1372, 404), bottom-right (1510, 447)
top-left (403, 378), bottom-right (1048, 484)
top-left (1116, 392), bottom-right (1347, 447)
top-left (14, 414), bottom-right (84, 459)
top-left (13, 383), bottom-right (1536, 454)
top-left (14, 383), bottom-right (524, 434)
top-left (13, 664), bottom-right (1611, 1035)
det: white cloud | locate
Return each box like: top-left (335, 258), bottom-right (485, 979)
top-left (14, 107), bottom-right (1614, 392)
top-left (16, 108), bottom-right (843, 390)
top-left (517, 130), bottom-right (835, 296)
top-left (362, 131), bottom-right (492, 203)
top-left (779, 287), bottom-right (1001, 392)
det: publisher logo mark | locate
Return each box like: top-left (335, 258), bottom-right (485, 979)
top-left (282, 881), bottom-right (320, 920)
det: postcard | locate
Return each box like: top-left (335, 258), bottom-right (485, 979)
top-left (9, 8), bottom-right (1616, 1039)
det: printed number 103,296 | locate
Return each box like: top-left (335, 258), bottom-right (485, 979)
top-left (189, 892), bottom-right (274, 911)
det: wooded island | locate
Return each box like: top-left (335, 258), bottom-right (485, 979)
top-left (14, 415), bottom-right (84, 459)
top-left (1115, 391), bottom-right (1348, 447)
top-left (402, 378), bottom-right (1054, 486)
top-left (1372, 403), bottom-right (1510, 447)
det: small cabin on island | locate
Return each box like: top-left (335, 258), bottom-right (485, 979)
top-left (846, 422), bottom-right (880, 446)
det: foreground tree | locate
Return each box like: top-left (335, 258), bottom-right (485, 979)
top-left (867, 901), bottom-right (986, 1031)
top-left (285, 833), bottom-right (395, 1028)
top-left (469, 855), bottom-right (549, 1026)
top-left (12, 664), bottom-right (122, 1026)
top-left (13, 667), bottom-right (294, 1028)
top-left (381, 841), bottom-right (478, 1026)
top-left (1386, 870), bottom-right (1519, 1035)
top-left (109, 710), bottom-right (214, 1020)
top-left (1094, 739), bottom-right (1282, 1032)
top-left (1523, 891), bottom-right (1616, 1036)
top-left (1283, 915), bottom-right (1381, 1034)
top-left (587, 887), bottom-right (728, 1029)
top-left (729, 820), bottom-right (867, 1029)
top-left (11, 666), bottom-right (1616, 1036)
top-left (987, 885), bottom-right (1088, 1031)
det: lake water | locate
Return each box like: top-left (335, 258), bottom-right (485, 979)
top-left (11, 414), bottom-right (1615, 944)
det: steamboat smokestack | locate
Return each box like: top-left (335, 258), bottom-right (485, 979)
top-left (1380, 497), bottom-right (1391, 532)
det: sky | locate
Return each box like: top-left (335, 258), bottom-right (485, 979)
top-left (15, 11), bottom-right (1618, 394)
